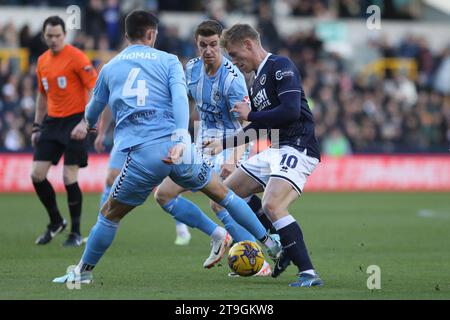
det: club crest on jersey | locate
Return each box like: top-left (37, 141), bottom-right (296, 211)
top-left (213, 90), bottom-right (221, 102)
top-left (260, 74), bottom-right (266, 85)
top-left (57, 76), bottom-right (67, 89)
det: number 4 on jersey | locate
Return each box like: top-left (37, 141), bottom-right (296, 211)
top-left (123, 68), bottom-right (149, 106)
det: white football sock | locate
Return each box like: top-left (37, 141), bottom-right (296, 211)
top-left (210, 226), bottom-right (227, 241)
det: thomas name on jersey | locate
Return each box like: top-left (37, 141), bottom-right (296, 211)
top-left (118, 51), bottom-right (158, 60)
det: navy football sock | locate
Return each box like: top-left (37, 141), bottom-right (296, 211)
top-left (246, 195), bottom-right (277, 234)
top-left (275, 216), bottom-right (314, 273)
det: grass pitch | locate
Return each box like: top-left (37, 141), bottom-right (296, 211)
top-left (0, 192), bottom-right (449, 300)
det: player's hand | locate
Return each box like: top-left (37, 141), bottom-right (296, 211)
top-left (162, 143), bottom-right (185, 165)
top-left (231, 102), bottom-right (251, 121)
top-left (203, 139), bottom-right (223, 156)
top-left (71, 120), bottom-right (88, 140)
top-left (31, 132), bottom-right (40, 148)
top-left (94, 134), bottom-right (105, 153)
top-left (220, 163), bottom-right (236, 179)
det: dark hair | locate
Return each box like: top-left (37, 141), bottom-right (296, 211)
top-left (42, 16), bottom-right (66, 34)
top-left (125, 10), bottom-right (159, 41)
top-left (195, 20), bottom-right (223, 39)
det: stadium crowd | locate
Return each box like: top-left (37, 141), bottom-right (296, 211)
top-left (0, 0), bottom-right (449, 154)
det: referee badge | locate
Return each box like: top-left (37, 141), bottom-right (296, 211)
top-left (57, 76), bottom-right (67, 89)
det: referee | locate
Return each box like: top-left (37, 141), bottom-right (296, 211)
top-left (31, 16), bottom-right (98, 246)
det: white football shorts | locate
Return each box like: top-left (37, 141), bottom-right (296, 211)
top-left (240, 145), bottom-right (319, 195)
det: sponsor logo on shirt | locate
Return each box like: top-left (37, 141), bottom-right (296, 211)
top-left (275, 69), bottom-right (295, 81)
top-left (253, 88), bottom-right (271, 110)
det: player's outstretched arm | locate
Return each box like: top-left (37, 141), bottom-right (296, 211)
top-left (94, 108), bottom-right (113, 152)
top-left (163, 57), bottom-right (191, 165)
top-left (84, 98), bottom-right (108, 132)
top-left (164, 83), bottom-right (190, 164)
top-left (84, 65), bottom-right (110, 134)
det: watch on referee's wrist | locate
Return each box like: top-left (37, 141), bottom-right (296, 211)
top-left (32, 122), bottom-right (41, 133)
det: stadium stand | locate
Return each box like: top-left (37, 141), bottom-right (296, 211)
top-left (0, 0), bottom-right (449, 155)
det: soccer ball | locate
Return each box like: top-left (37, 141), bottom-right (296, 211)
top-left (227, 241), bottom-right (265, 277)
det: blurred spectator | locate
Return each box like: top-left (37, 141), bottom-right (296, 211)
top-left (226, 0), bottom-right (256, 14)
top-left (103, 0), bottom-right (123, 50)
top-left (392, 75), bottom-right (418, 107)
top-left (19, 25), bottom-right (32, 48)
top-left (433, 47), bottom-right (450, 95)
top-left (27, 31), bottom-right (48, 62)
top-left (204, 0), bottom-right (227, 26)
top-left (257, 0), bottom-right (282, 53)
top-left (2, 111), bottom-right (25, 151)
top-left (0, 22), bottom-right (19, 48)
top-left (84, 0), bottom-right (107, 49)
top-left (338, 0), bottom-right (361, 18)
top-left (322, 127), bottom-right (352, 157)
top-left (291, 0), bottom-right (314, 16)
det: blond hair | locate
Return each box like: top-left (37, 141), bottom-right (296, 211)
top-left (220, 24), bottom-right (261, 48)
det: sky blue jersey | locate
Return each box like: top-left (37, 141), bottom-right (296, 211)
top-left (185, 56), bottom-right (249, 145)
top-left (92, 44), bottom-right (187, 151)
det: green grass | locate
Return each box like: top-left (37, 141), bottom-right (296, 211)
top-left (0, 192), bottom-right (449, 300)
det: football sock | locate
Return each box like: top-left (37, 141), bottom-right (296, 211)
top-left (80, 213), bottom-right (118, 268)
top-left (99, 184), bottom-right (112, 209)
top-left (259, 233), bottom-right (279, 250)
top-left (32, 179), bottom-right (63, 226)
top-left (162, 196), bottom-right (217, 236)
top-left (216, 209), bottom-right (256, 242)
top-left (210, 226), bottom-right (227, 241)
top-left (175, 220), bottom-right (190, 237)
top-left (273, 215), bottom-right (314, 272)
top-left (218, 190), bottom-right (266, 240)
top-left (245, 195), bottom-right (278, 234)
top-left (257, 210), bottom-right (278, 234)
top-left (65, 182), bottom-right (82, 235)
top-left (301, 269), bottom-right (316, 276)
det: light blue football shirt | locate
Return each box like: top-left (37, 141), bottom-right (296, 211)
top-left (93, 44), bottom-right (187, 151)
top-left (185, 56), bottom-right (248, 146)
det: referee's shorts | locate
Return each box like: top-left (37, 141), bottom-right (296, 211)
top-left (33, 112), bottom-right (88, 168)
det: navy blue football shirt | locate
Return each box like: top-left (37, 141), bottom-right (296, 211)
top-left (246, 54), bottom-right (320, 160)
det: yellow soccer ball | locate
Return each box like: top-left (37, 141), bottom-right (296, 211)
top-left (227, 241), bottom-right (265, 277)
